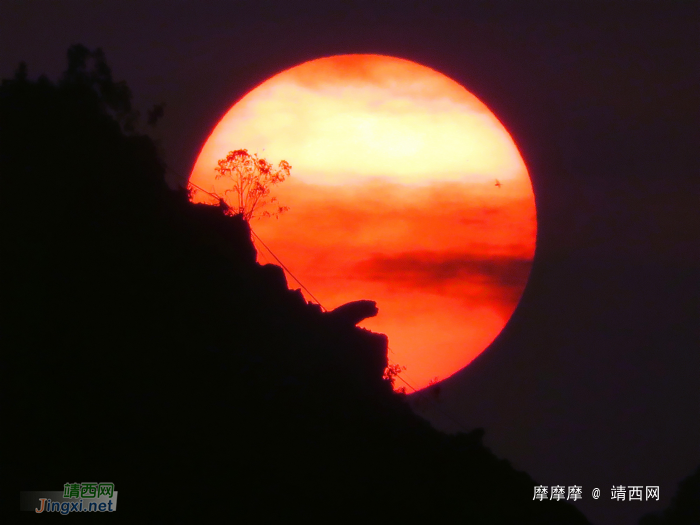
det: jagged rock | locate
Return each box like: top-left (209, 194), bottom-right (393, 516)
top-left (258, 262), bottom-right (288, 291)
top-left (187, 204), bottom-right (258, 265)
top-left (326, 299), bottom-right (378, 325)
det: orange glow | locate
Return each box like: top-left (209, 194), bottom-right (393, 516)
top-left (190, 55), bottom-right (536, 390)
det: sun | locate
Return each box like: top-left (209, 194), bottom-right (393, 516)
top-left (190, 54), bottom-right (536, 390)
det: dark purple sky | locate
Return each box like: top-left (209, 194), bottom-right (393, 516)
top-left (3, 2), bottom-right (697, 524)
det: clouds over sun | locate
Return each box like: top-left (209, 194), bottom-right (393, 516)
top-left (354, 251), bottom-right (532, 296)
top-left (192, 55), bottom-right (526, 189)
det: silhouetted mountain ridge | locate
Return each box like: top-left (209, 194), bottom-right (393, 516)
top-left (7, 46), bottom-right (590, 523)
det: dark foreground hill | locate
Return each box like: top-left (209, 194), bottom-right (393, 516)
top-left (6, 47), bottom-right (590, 523)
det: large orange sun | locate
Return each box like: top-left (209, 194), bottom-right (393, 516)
top-left (190, 54), bottom-right (536, 391)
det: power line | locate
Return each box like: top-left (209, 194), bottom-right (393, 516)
top-left (178, 169), bottom-right (474, 434)
top-left (186, 178), bottom-right (331, 306)
top-left (249, 227), bottom-right (326, 312)
top-left (187, 180), bottom-right (223, 201)
top-left (180, 175), bottom-right (325, 309)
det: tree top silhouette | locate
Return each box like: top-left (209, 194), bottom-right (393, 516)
top-left (214, 149), bottom-right (291, 221)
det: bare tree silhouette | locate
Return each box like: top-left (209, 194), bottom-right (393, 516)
top-left (214, 149), bottom-right (291, 220)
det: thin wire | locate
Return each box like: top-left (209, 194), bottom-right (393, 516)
top-left (188, 180), bottom-right (223, 201)
top-left (244, 236), bottom-right (465, 431)
top-left (180, 170), bottom-right (472, 433)
top-left (183, 176), bottom-right (325, 310)
top-left (250, 227), bottom-right (326, 312)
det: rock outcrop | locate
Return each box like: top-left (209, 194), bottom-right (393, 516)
top-left (326, 299), bottom-right (379, 325)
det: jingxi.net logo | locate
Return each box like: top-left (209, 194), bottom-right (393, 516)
top-left (20, 482), bottom-right (117, 514)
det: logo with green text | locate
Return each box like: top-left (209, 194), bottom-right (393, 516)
top-left (20, 482), bottom-right (118, 514)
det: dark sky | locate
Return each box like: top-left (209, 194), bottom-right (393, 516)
top-left (3, 2), bottom-right (698, 524)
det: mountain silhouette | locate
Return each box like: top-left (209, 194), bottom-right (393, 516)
top-left (7, 46), bottom-right (591, 523)
top-left (639, 466), bottom-right (700, 525)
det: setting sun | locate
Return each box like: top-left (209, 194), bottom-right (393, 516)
top-left (190, 54), bottom-right (536, 390)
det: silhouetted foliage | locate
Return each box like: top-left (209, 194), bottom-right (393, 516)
top-left (214, 149), bottom-right (291, 220)
top-left (383, 363), bottom-right (407, 388)
top-left (61, 44), bottom-right (140, 131)
top-left (146, 102), bottom-right (165, 126)
top-left (7, 47), bottom-right (591, 524)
